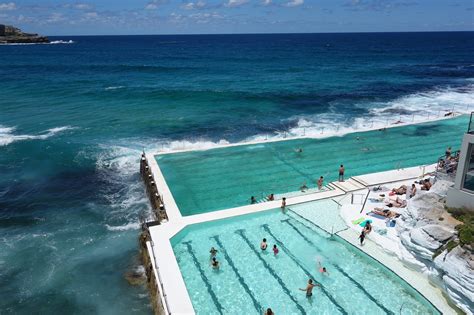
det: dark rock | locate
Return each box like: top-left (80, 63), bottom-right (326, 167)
top-left (0, 24), bottom-right (49, 44)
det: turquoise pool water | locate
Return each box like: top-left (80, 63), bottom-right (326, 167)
top-left (158, 116), bottom-right (468, 216)
top-left (171, 205), bottom-right (439, 315)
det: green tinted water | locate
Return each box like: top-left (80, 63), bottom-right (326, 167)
top-left (157, 116), bottom-right (467, 216)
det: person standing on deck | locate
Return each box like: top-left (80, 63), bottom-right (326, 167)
top-left (338, 165), bottom-right (345, 182)
top-left (317, 176), bottom-right (324, 190)
top-left (281, 197), bottom-right (286, 210)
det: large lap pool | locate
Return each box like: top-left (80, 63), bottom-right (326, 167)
top-left (157, 116), bottom-right (468, 216)
top-left (171, 206), bottom-right (439, 314)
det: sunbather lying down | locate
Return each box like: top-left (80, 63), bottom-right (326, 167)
top-left (391, 185), bottom-right (407, 195)
top-left (386, 197), bottom-right (407, 208)
top-left (371, 208), bottom-right (401, 218)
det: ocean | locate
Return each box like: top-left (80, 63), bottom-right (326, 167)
top-left (1, 32), bottom-right (473, 314)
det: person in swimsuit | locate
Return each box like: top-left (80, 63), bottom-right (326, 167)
top-left (338, 165), bottom-right (345, 182)
top-left (300, 182), bottom-right (308, 192)
top-left (273, 244), bottom-right (279, 256)
top-left (264, 308), bottom-right (274, 315)
top-left (267, 193), bottom-right (274, 201)
top-left (409, 183), bottom-right (417, 198)
top-left (317, 176), bottom-right (324, 190)
top-left (281, 198), bottom-right (286, 210)
top-left (260, 238), bottom-right (268, 250)
top-left (318, 261), bottom-right (329, 276)
top-left (209, 247), bottom-right (218, 259)
top-left (251, 196), bottom-right (257, 204)
top-left (211, 257), bottom-right (220, 270)
top-left (359, 230), bottom-right (366, 245)
top-left (445, 146), bottom-right (452, 160)
top-left (299, 279), bottom-right (319, 297)
top-left (363, 221), bottom-right (372, 235)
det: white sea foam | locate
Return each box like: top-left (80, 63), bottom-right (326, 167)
top-left (251, 84), bottom-right (474, 141)
top-left (105, 222), bottom-right (141, 231)
top-left (105, 86), bottom-right (125, 91)
top-left (0, 125), bottom-right (76, 146)
top-left (1, 40), bottom-right (74, 46)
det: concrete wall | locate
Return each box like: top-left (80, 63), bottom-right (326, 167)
top-left (447, 133), bottom-right (474, 210)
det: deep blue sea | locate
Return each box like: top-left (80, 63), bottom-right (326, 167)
top-left (1, 32), bottom-right (473, 314)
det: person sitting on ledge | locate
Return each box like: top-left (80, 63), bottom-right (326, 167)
top-left (371, 208), bottom-right (401, 218)
top-left (267, 193), bottom-right (274, 201)
top-left (251, 196), bottom-right (257, 204)
top-left (421, 178), bottom-right (432, 191)
top-left (300, 182), bottom-right (308, 192)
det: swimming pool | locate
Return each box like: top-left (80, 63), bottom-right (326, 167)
top-left (171, 205), bottom-right (439, 314)
top-left (157, 116), bottom-right (468, 216)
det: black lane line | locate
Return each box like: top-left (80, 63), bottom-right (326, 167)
top-left (211, 235), bottom-right (263, 313)
top-left (182, 241), bottom-right (224, 314)
top-left (234, 229), bottom-right (306, 315)
top-left (281, 218), bottom-right (394, 315)
top-left (262, 224), bottom-right (347, 315)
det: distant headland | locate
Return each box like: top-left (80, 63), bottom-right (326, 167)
top-left (0, 24), bottom-right (49, 44)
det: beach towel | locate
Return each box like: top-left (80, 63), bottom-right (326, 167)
top-left (359, 219), bottom-right (373, 227)
top-left (351, 217), bottom-right (365, 225)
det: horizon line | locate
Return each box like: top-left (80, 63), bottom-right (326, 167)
top-left (47, 30), bottom-right (474, 37)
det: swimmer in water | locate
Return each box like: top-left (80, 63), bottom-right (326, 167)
top-left (318, 261), bottom-right (329, 276)
top-left (299, 279), bottom-right (319, 297)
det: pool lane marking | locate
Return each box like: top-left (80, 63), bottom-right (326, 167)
top-left (262, 224), bottom-right (347, 315)
top-left (281, 218), bottom-right (395, 315)
top-left (235, 229), bottom-right (306, 315)
top-left (210, 235), bottom-right (263, 313)
top-left (182, 241), bottom-right (224, 314)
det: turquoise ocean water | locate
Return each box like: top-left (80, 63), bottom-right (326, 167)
top-left (1, 32), bottom-right (473, 314)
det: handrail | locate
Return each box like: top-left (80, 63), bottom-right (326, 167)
top-left (359, 188), bottom-right (371, 214)
top-left (149, 240), bottom-right (172, 315)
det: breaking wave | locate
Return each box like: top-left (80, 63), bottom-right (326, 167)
top-left (1, 40), bottom-right (74, 46)
top-left (0, 125), bottom-right (76, 146)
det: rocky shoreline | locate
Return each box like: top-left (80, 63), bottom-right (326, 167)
top-left (0, 24), bottom-right (49, 44)
top-left (395, 180), bottom-right (473, 314)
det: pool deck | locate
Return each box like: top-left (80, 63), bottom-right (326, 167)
top-left (144, 152), bottom-right (459, 314)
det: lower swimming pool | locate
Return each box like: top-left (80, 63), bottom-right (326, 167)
top-left (171, 204), bottom-right (439, 315)
top-left (157, 116), bottom-right (468, 216)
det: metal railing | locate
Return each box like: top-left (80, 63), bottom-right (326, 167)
top-left (468, 111), bottom-right (474, 134)
top-left (148, 240), bottom-right (172, 315)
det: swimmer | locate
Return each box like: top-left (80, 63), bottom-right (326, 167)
top-left (209, 247), bottom-right (218, 258)
top-left (299, 279), bottom-right (319, 297)
top-left (251, 196), bottom-right (257, 204)
top-left (211, 257), bottom-right (220, 269)
top-left (318, 261), bottom-right (329, 276)
top-left (300, 182), bottom-right (308, 192)
top-left (273, 244), bottom-right (279, 256)
top-left (295, 148), bottom-right (303, 153)
top-left (260, 238), bottom-right (268, 250)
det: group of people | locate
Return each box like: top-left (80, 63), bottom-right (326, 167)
top-left (438, 146), bottom-right (459, 174)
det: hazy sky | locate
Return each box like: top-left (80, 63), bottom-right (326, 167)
top-left (0, 0), bottom-right (473, 35)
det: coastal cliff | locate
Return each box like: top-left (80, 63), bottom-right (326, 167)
top-left (396, 181), bottom-right (474, 314)
top-left (0, 24), bottom-right (49, 44)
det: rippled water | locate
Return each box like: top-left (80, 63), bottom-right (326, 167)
top-left (0, 32), bottom-right (473, 314)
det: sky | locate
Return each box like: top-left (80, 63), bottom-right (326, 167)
top-left (0, 0), bottom-right (473, 35)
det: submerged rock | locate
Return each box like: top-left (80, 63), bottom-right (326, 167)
top-left (124, 265), bottom-right (147, 286)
